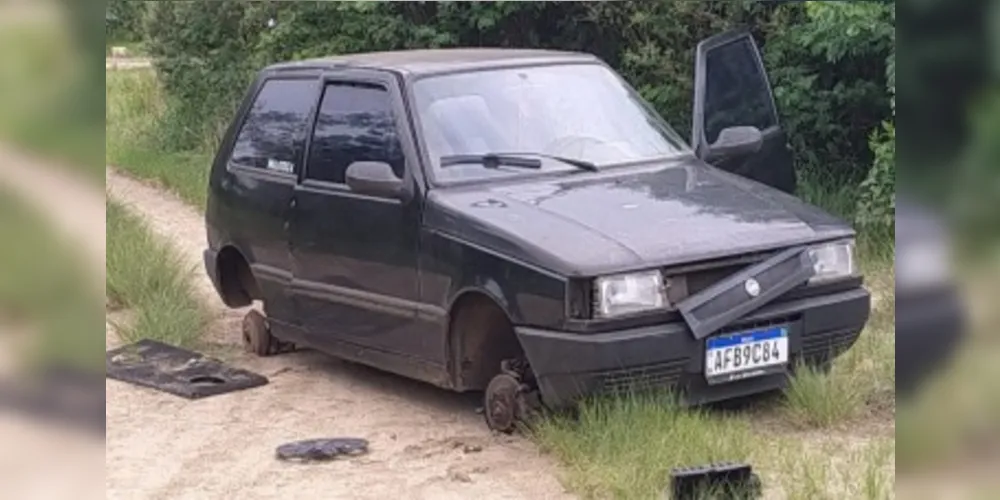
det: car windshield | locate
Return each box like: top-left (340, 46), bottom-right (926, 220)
top-left (412, 63), bottom-right (690, 183)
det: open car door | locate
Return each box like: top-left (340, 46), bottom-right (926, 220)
top-left (692, 30), bottom-right (797, 194)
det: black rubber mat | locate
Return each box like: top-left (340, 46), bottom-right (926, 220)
top-left (275, 438), bottom-right (369, 462)
top-left (106, 339), bottom-right (268, 399)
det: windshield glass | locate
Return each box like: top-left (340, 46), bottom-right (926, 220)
top-left (412, 63), bottom-right (690, 183)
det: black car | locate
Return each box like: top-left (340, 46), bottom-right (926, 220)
top-left (203, 32), bottom-right (871, 432)
top-left (894, 199), bottom-right (965, 398)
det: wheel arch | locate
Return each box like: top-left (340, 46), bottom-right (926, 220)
top-left (215, 245), bottom-right (261, 308)
top-left (445, 286), bottom-right (523, 392)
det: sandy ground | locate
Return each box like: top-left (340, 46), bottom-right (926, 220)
top-left (105, 169), bottom-right (573, 500)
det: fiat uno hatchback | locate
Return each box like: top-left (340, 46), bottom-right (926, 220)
top-left (204, 31), bottom-right (870, 432)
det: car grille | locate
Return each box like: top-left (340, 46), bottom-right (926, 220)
top-left (684, 263), bottom-right (750, 296)
top-left (666, 250), bottom-right (782, 301)
top-left (801, 327), bottom-right (860, 362)
top-left (596, 358), bottom-right (688, 395)
top-left (717, 315), bottom-right (798, 335)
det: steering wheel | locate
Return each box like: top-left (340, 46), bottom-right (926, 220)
top-left (543, 135), bottom-right (608, 158)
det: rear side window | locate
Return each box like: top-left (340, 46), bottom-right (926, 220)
top-left (229, 78), bottom-right (316, 174)
top-left (304, 82), bottom-right (405, 184)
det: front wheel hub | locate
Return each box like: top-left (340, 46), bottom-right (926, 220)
top-left (484, 373), bottom-right (521, 433)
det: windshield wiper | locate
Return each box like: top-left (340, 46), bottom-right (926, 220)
top-left (439, 152), bottom-right (599, 172)
top-left (440, 154), bottom-right (541, 170)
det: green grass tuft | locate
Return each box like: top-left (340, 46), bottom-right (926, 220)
top-left (534, 393), bottom-right (756, 499)
top-left (782, 363), bottom-right (864, 428)
top-left (106, 200), bottom-right (207, 347)
top-left (106, 69), bottom-right (213, 210)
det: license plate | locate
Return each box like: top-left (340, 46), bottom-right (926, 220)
top-left (705, 326), bottom-right (788, 383)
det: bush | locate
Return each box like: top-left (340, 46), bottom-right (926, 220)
top-left (143, 1), bottom-right (273, 149)
top-left (138, 1), bottom-right (896, 227)
top-left (857, 122), bottom-right (895, 228)
top-left (107, 0), bottom-right (145, 44)
top-left (765, 2), bottom-right (894, 182)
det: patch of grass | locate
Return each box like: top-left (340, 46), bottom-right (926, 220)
top-left (108, 141), bottom-right (212, 211)
top-left (534, 394), bottom-right (756, 499)
top-left (782, 363), bottom-right (865, 428)
top-left (778, 437), bottom-right (894, 500)
top-left (106, 200), bottom-right (207, 347)
top-left (106, 69), bottom-right (213, 210)
top-left (0, 187), bottom-right (102, 372)
top-left (534, 393), bottom-right (895, 500)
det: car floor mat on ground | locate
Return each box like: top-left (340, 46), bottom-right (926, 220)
top-left (106, 339), bottom-right (268, 399)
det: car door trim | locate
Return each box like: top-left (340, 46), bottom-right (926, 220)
top-left (250, 263), bottom-right (293, 284)
top-left (228, 164), bottom-right (298, 185)
top-left (289, 278), bottom-right (445, 321)
top-left (297, 179), bottom-right (403, 205)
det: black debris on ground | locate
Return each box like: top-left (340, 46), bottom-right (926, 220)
top-left (106, 339), bottom-right (268, 399)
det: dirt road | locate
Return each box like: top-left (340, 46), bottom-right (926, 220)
top-left (105, 169), bottom-right (573, 500)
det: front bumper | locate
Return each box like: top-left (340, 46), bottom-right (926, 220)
top-left (516, 287), bottom-right (871, 408)
top-left (895, 285), bottom-right (965, 396)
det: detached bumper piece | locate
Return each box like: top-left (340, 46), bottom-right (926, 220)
top-left (670, 462), bottom-right (761, 500)
top-left (678, 246), bottom-right (814, 340)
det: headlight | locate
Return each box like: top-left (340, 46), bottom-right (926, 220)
top-left (594, 270), bottom-right (667, 318)
top-left (896, 239), bottom-right (951, 290)
top-left (807, 240), bottom-right (856, 284)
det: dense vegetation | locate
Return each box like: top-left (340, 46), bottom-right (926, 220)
top-left (110, 0), bottom-right (896, 232)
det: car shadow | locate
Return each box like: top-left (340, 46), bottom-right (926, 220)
top-left (247, 347), bottom-right (485, 418)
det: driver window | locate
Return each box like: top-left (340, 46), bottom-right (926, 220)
top-left (703, 37), bottom-right (778, 144)
top-left (305, 82), bottom-right (405, 184)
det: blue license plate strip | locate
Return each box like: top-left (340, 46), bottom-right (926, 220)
top-left (706, 326), bottom-right (786, 350)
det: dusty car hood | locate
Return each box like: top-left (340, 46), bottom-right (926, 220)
top-left (424, 159), bottom-right (854, 277)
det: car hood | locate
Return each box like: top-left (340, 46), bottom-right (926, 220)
top-left (424, 159), bottom-right (854, 277)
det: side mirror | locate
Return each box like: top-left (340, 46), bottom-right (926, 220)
top-left (706, 126), bottom-right (763, 160)
top-left (345, 161), bottom-right (404, 198)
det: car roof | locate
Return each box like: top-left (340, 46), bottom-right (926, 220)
top-left (265, 48), bottom-right (600, 77)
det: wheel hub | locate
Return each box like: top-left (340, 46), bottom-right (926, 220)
top-left (484, 373), bottom-right (521, 432)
